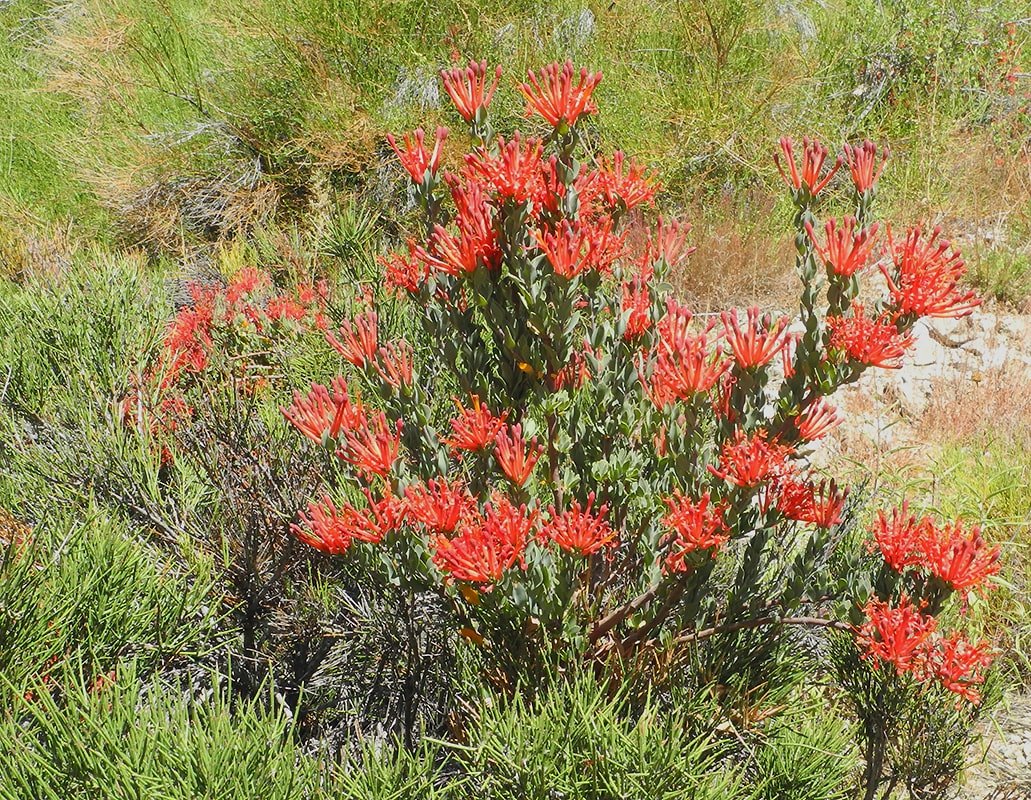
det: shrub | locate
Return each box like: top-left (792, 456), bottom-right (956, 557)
top-left (135, 59), bottom-right (1005, 796)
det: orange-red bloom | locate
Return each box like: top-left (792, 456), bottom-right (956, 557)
top-left (327, 312), bottom-right (379, 369)
top-left (721, 306), bottom-right (790, 369)
top-left (661, 491), bottom-right (729, 571)
top-left (338, 411), bottom-right (402, 479)
top-left (533, 218), bottom-right (625, 278)
top-left (541, 493), bottom-right (617, 556)
top-left (843, 140), bottom-right (889, 194)
top-left (440, 60), bottom-right (502, 123)
top-left (807, 217), bottom-right (879, 278)
top-left (776, 478), bottom-right (847, 528)
top-left (642, 303), bottom-right (729, 406)
top-left (774, 136), bottom-right (841, 197)
top-left (921, 521), bottom-right (1001, 595)
top-left (519, 60), bottom-right (602, 128)
top-left (856, 596), bottom-right (938, 677)
top-left (387, 127), bottom-right (448, 183)
top-left (405, 478), bottom-right (477, 534)
top-left (586, 151), bottom-right (657, 211)
top-left (292, 491), bottom-right (402, 554)
top-left (380, 247), bottom-right (427, 295)
top-left (465, 135), bottom-right (543, 202)
top-left (374, 341), bottom-right (414, 389)
top-left (927, 632), bottom-right (993, 705)
top-left (431, 494), bottom-right (534, 585)
top-left (709, 429), bottom-right (794, 488)
top-left (494, 424), bottom-right (544, 487)
top-left (791, 398), bottom-right (843, 442)
top-left (446, 396), bottom-right (507, 452)
top-left (883, 225), bottom-right (979, 319)
top-left (870, 502), bottom-right (932, 572)
top-left (281, 377), bottom-right (363, 443)
top-left (827, 302), bottom-right (912, 368)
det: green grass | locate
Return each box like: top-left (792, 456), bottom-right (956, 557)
top-left (1, 0), bottom-right (1028, 287)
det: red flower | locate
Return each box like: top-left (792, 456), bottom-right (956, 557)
top-left (870, 502), bottom-right (933, 573)
top-left (827, 302), bottom-right (912, 369)
top-left (440, 60), bottom-right (502, 123)
top-left (807, 217), bottom-right (879, 279)
top-left (338, 411), bottom-right (402, 479)
top-left (387, 127), bottom-right (448, 183)
top-left (446, 395), bottom-right (507, 452)
top-left (541, 493), bottom-right (617, 556)
top-left (721, 306), bottom-right (790, 369)
top-left (519, 61), bottom-right (602, 128)
top-left (774, 136), bottom-right (841, 197)
top-left (642, 303), bottom-right (729, 406)
top-left (641, 217), bottom-right (694, 270)
top-left (776, 478), bottom-right (847, 527)
top-left (621, 272), bottom-right (652, 339)
top-left (533, 218), bottom-right (625, 278)
top-left (327, 312), bottom-right (379, 368)
top-left (791, 398), bottom-right (843, 441)
top-left (922, 521), bottom-right (1001, 595)
top-left (883, 225), bottom-right (979, 319)
top-left (494, 424), bottom-right (543, 487)
top-left (843, 140), bottom-right (889, 194)
top-left (709, 429), bottom-right (794, 488)
top-left (282, 378), bottom-right (364, 443)
top-left (381, 247), bottom-right (427, 295)
top-left (431, 494), bottom-right (534, 585)
top-left (374, 341), bottom-right (414, 389)
top-left (856, 596), bottom-right (937, 677)
top-left (661, 491), bottom-right (729, 571)
top-left (927, 632), bottom-right (993, 705)
top-left (465, 135), bottom-right (543, 202)
top-left (292, 491), bottom-right (402, 555)
top-left (405, 478), bottom-right (476, 534)
top-left (586, 151), bottom-right (657, 211)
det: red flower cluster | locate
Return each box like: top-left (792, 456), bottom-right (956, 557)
top-left (776, 478), bottom-right (846, 528)
top-left (884, 226), bottom-right (979, 319)
top-left (584, 151), bottom-right (657, 212)
top-left (709, 429), bottom-right (795, 488)
top-left (857, 597), bottom-right (993, 704)
top-left (430, 494), bottom-right (534, 585)
top-left (661, 491), bottom-right (729, 571)
top-left (405, 478), bottom-right (477, 534)
top-left (540, 494), bottom-right (617, 556)
top-left (446, 396), bottom-right (507, 452)
top-left (440, 60), bottom-right (502, 123)
top-left (465, 134), bottom-right (544, 203)
top-left (327, 311), bottom-right (379, 368)
top-left (774, 137), bottom-right (841, 197)
top-left (791, 398), bottom-right (843, 441)
top-left (292, 491), bottom-right (403, 554)
top-left (843, 140), bottom-right (889, 194)
top-left (519, 60), bottom-right (602, 128)
top-left (870, 503), bottom-right (1001, 596)
top-left (281, 377), bottom-right (364, 444)
top-left (642, 302), bottom-right (728, 406)
top-left (827, 302), bottom-right (912, 368)
top-left (387, 127), bottom-right (447, 183)
top-left (494, 424), bottom-right (543, 487)
top-left (807, 217), bottom-right (879, 279)
top-left (533, 219), bottom-right (625, 278)
top-left (721, 306), bottom-right (790, 369)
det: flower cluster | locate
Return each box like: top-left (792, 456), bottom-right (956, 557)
top-left (870, 504), bottom-right (1001, 597)
top-left (272, 61), bottom-right (995, 720)
top-left (857, 597), bottom-right (993, 704)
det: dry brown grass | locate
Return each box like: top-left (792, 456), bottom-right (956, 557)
top-left (918, 366), bottom-right (1031, 450)
top-left (671, 192), bottom-right (796, 311)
